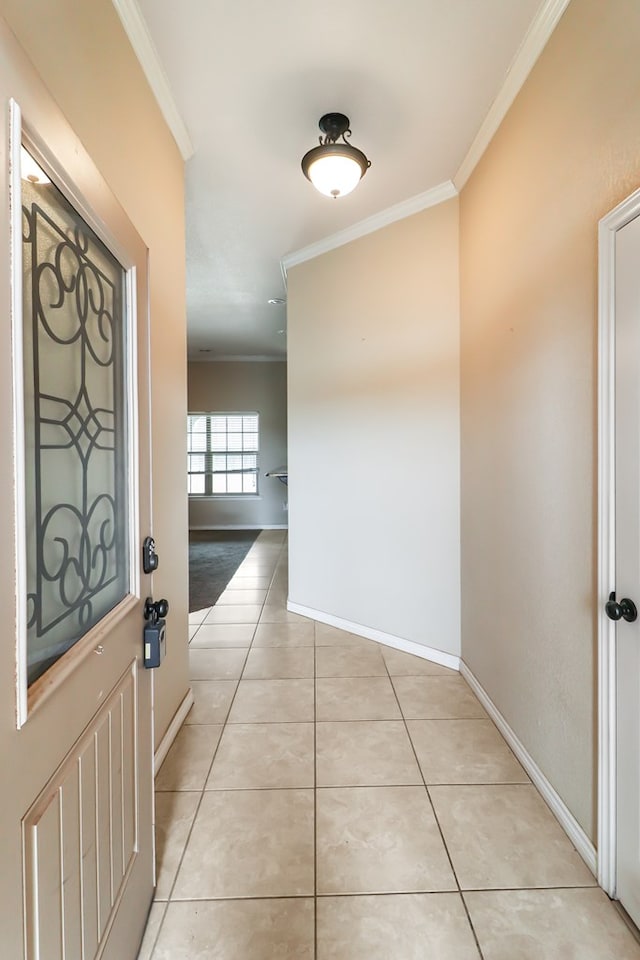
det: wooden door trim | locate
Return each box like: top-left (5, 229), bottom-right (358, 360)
top-left (597, 186), bottom-right (640, 896)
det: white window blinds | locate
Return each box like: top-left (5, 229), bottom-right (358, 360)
top-left (187, 412), bottom-right (259, 495)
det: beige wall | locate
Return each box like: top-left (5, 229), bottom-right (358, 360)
top-left (460, 0), bottom-right (640, 839)
top-left (0, 0), bottom-right (190, 750)
top-left (288, 199), bottom-right (460, 655)
top-left (188, 360), bottom-right (288, 528)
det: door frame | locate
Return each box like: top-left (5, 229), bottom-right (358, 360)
top-left (597, 185), bottom-right (640, 897)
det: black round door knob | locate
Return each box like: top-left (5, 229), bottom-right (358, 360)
top-left (144, 597), bottom-right (170, 622)
top-left (156, 598), bottom-right (170, 619)
top-left (606, 592), bottom-right (622, 621)
top-left (605, 592), bottom-right (638, 623)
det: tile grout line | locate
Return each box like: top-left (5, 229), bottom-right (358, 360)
top-left (153, 882), bottom-right (601, 906)
top-left (158, 692), bottom-right (233, 904)
top-left (150, 594), bottom-right (243, 952)
top-left (384, 659), bottom-right (487, 960)
top-left (172, 539), bottom-right (494, 950)
top-left (192, 534), bottom-right (283, 698)
top-left (186, 711), bottom-right (519, 721)
top-left (157, 535), bottom-right (282, 923)
top-left (159, 540), bottom-right (613, 954)
top-left (138, 897), bottom-right (168, 959)
top-left (157, 777), bottom-right (534, 794)
top-left (149, 533), bottom-right (289, 954)
top-left (188, 531), bottom-right (275, 631)
top-left (186, 612), bottom-right (207, 644)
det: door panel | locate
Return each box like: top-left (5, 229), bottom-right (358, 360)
top-left (23, 662), bottom-right (140, 960)
top-left (60, 763), bottom-right (82, 959)
top-left (615, 210), bottom-right (640, 926)
top-left (0, 19), bottom-right (154, 959)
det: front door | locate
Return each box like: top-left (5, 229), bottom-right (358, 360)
top-left (0, 22), bottom-right (154, 960)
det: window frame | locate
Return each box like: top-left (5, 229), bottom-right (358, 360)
top-left (187, 411), bottom-right (260, 498)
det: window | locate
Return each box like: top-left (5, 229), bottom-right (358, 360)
top-left (187, 412), bottom-right (259, 496)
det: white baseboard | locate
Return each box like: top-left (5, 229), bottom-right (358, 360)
top-left (460, 661), bottom-right (597, 876)
top-left (284, 599), bottom-right (597, 875)
top-left (154, 687), bottom-right (194, 776)
top-left (287, 600), bottom-right (460, 671)
top-left (189, 524), bottom-right (288, 531)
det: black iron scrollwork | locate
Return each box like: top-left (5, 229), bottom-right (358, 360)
top-left (23, 193), bottom-right (126, 678)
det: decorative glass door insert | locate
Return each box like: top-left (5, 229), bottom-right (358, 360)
top-left (21, 146), bottom-right (129, 687)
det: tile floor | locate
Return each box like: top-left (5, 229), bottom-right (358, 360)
top-left (139, 530), bottom-right (640, 959)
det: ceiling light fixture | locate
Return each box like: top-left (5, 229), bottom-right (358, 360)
top-left (301, 113), bottom-right (370, 199)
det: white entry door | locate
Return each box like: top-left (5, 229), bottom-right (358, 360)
top-left (599, 189), bottom-right (640, 928)
top-left (614, 207), bottom-right (640, 928)
top-left (0, 21), bottom-right (154, 960)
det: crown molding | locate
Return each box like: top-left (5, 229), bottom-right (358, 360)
top-left (111, 0), bottom-right (194, 161)
top-left (188, 355), bottom-right (287, 363)
top-left (454, 0), bottom-right (572, 189)
top-left (280, 257), bottom-right (289, 293)
top-left (281, 0), bottom-right (571, 277)
top-left (281, 180), bottom-right (458, 275)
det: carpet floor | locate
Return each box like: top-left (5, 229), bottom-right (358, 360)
top-left (189, 529), bottom-right (260, 612)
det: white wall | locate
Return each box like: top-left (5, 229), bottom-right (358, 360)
top-left (188, 360), bottom-right (288, 529)
top-left (459, 0), bottom-right (640, 840)
top-left (287, 199), bottom-right (460, 656)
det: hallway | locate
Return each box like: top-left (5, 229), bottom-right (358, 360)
top-left (139, 531), bottom-right (640, 959)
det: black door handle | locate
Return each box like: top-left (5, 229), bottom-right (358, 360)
top-left (605, 591), bottom-right (638, 623)
top-left (144, 597), bottom-right (169, 623)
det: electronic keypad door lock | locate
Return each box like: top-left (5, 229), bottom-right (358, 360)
top-left (143, 596), bottom-right (169, 668)
top-left (142, 536), bottom-right (159, 575)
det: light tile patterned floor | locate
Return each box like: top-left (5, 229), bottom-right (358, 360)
top-left (139, 531), bottom-right (640, 959)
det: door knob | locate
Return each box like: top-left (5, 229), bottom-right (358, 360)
top-left (144, 597), bottom-right (169, 623)
top-left (605, 591), bottom-right (638, 623)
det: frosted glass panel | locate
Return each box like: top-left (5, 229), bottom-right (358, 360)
top-left (21, 147), bottom-right (129, 686)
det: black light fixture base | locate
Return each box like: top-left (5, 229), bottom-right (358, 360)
top-left (319, 113), bottom-right (350, 142)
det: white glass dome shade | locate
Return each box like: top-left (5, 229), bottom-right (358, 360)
top-left (302, 144), bottom-right (370, 198)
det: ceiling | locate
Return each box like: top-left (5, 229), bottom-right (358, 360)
top-left (124, 0), bottom-right (554, 359)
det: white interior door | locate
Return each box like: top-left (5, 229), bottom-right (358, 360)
top-left (613, 208), bottom-right (640, 927)
top-left (0, 21), bottom-right (154, 960)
